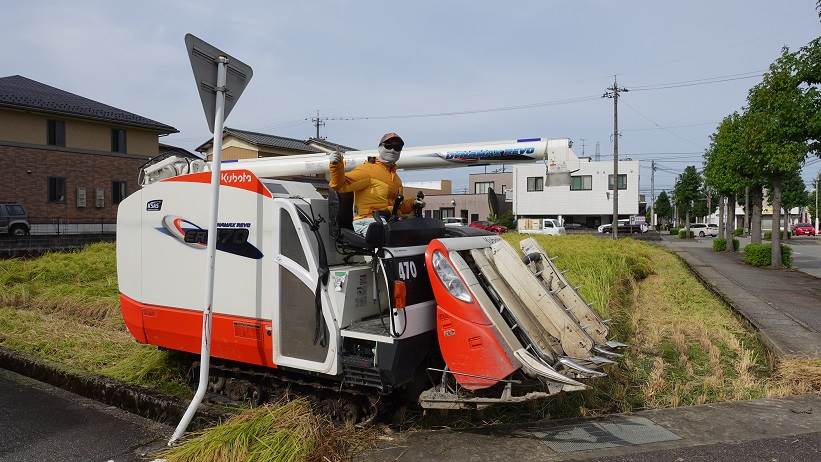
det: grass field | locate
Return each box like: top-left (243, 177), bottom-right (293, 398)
top-left (1, 238), bottom-right (819, 460)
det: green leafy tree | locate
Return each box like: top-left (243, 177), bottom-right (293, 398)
top-left (654, 191), bottom-right (673, 227)
top-left (743, 40), bottom-right (821, 266)
top-left (673, 166), bottom-right (703, 238)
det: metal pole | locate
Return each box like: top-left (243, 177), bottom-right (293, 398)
top-left (815, 176), bottom-right (819, 234)
top-left (169, 55), bottom-right (229, 445)
top-left (650, 160), bottom-right (655, 229)
top-left (612, 77), bottom-right (619, 239)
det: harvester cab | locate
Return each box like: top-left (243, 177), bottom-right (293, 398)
top-left (117, 137), bottom-right (626, 417)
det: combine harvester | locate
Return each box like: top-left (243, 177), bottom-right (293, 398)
top-left (117, 137), bottom-right (625, 421)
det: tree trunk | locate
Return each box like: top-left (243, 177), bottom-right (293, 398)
top-left (751, 184), bottom-right (763, 244)
top-left (718, 195), bottom-right (725, 241)
top-left (725, 193), bottom-right (735, 252)
top-left (771, 175), bottom-right (783, 267)
top-left (744, 186), bottom-right (750, 234)
top-left (784, 208), bottom-right (790, 240)
top-left (685, 208), bottom-right (691, 239)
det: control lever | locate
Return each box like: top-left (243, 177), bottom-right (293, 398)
top-left (414, 191), bottom-right (425, 218)
top-left (390, 195), bottom-right (404, 221)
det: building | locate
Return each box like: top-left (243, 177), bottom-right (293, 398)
top-left (196, 127), bottom-right (355, 193)
top-left (513, 155), bottom-right (640, 230)
top-left (407, 172), bottom-right (512, 223)
top-left (0, 75), bottom-right (177, 229)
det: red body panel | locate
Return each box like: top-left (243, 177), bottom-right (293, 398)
top-left (163, 169), bottom-right (273, 198)
top-left (120, 294), bottom-right (276, 368)
top-left (425, 241), bottom-right (517, 390)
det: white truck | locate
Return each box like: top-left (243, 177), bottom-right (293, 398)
top-left (520, 218), bottom-right (566, 236)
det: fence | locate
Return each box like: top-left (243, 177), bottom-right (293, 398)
top-left (26, 217), bottom-right (117, 236)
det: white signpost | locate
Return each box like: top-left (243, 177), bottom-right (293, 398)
top-left (169, 34), bottom-right (253, 445)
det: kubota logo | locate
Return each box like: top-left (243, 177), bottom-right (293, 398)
top-left (220, 171), bottom-right (253, 183)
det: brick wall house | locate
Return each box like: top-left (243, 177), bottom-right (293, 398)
top-left (0, 75), bottom-right (178, 229)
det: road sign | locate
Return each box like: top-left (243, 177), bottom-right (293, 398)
top-left (185, 33), bottom-right (253, 133)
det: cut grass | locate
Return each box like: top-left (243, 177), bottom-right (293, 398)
top-left (159, 398), bottom-right (370, 462)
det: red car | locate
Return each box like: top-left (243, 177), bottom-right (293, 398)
top-left (469, 220), bottom-right (508, 234)
top-left (792, 223), bottom-right (817, 236)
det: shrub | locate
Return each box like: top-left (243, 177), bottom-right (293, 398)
top-left (734, 228), bottom-right (744, 237)
top-left (678, 229), bottom-right (694, 239)
top-left (713, 238), bottom-right (740, 252)
top-left (669, 227), bottom-right (680, 236)
top-left (744, 243), bottom-right (792, 267)
top-left (764, 230), bottom-right (792, 240)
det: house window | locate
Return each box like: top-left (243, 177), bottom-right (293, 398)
top-left (111, 128), bottom-right (127, 153)
top-left (608, 174), bottom-right (627, 190)
top-left (470, 213), bottom-right (479, 223)
top-left (48, 177), bottom-right (66, 202)
top-left (47, 120), bottom-right (65, 146)
top-left (570, 175), bottom-right (593, 191)
top-left (112, 181), bottom-right (127, 204)
top-left (440, 207), bottom-right (455, 218)
top-left (527, 176), bottom-right (544, 192)
top-left (424, 210), bottom-right (432, 218)
top-left (474, 181), bottom-right (494, 194)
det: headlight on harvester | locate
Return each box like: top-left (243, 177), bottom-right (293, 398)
top-left (431, 250), bottom-right (472, 303)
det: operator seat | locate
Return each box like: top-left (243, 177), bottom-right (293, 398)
top-left (327, 189), bottom-right (445, 250)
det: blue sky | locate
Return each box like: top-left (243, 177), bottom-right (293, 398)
top-left (2, 1), bottom-right (819, 193)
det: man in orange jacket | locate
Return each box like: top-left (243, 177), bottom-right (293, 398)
top-left (329, 132), bottom-right (424, 235)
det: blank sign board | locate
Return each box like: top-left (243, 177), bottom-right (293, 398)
top-left (185, 33), bottom-right (253, 133)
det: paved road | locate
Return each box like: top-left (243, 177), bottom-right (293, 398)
top-left (362, 395), bottom-right (821, 461)
top-left (0, 369), bottom-right (167, 462)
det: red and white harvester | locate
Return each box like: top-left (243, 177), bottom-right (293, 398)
top-left (117, 137), bottom-right (625, 421)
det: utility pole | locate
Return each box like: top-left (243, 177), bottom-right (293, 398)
top-left (308, 110), bottom-right (326, 139)
top-left (815, 174), bottom-right (819, 233)
top-left (595, 141), bottom-right (600, 162)
top-left (580, 138), bottom-right (586, 156)
top-left (650, 160), bottom-right (656, 229)
top-left (603, 76), bottom-right (628, 239)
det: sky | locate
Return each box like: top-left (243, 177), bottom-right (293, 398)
top-left (2, 1), bottom-right (820, 195)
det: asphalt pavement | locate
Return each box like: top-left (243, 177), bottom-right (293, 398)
top-left (0, 368), bottom-right (167, 462)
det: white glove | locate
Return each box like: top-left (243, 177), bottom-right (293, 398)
top-left (414, 198), bottom-right (426, 209)
top-left (329, 151), bottom-right (343, 164)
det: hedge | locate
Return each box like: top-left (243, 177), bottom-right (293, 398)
top-left (743, 243), bottom-right (792, 267)
top-left (669, 227), bottom-right (680, 236)
top-left (734, 228), bottom-right (744, 237)
top-left (678, 229), bottom-right (695, 239)
top-left (713, 238), bottom-right (740, 252)
top-left (764, 230), bottom-right (792, 240)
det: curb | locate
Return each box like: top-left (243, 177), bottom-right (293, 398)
top-left (663, 249), bottom-right (788, 359)
top-left (0, 345), bottom-right (228, 430)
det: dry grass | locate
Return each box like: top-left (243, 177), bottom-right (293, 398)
top-left (159, 398), bottom-right (372, 462)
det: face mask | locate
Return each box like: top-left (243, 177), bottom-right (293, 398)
top-left (378, 146), bottom-right (401, 165)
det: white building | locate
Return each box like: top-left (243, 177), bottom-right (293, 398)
top-left (513, 155), bottom-right (640, 230)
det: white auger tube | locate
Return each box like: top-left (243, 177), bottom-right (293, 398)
top-left (217, 137), bottom-right (571, 179)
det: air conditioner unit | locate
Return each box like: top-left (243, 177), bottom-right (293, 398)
top-left (77, 187), bottom-right (87, 208)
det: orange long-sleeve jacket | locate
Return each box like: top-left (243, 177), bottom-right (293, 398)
top-left (329, 157), bottom-right (414, 220)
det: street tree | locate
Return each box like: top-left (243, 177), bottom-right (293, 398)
top-left (673, 166), bottom-right (702, 238)
top-left (743, 40), bottom-right (821, 266)
top-left (654, 191), bottom-right (673, 227)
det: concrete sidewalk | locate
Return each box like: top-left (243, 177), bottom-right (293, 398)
top-left (659, 238), bottom-right (821, 359)
top-left (361, 394), bottom-right (821, 461)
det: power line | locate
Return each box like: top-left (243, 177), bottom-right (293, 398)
top-left (620, 99), bottom-right (702, 147)
top-left (621, 121), bottom-right (718, 132)
top-left (627, 70), bottom-right (765, 92)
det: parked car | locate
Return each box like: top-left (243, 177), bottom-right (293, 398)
top-left (689, 223), bottom-right (718, 238)
top-left (469, 220), bottom-right (508, 234)
top-left (442, 217), bottom-right (467, 227)
top-left (600, 222), bottom-right (643, 234)
top-left (792, 223), bottom-right (817, 236)
top-left (0, 202), bottom-right (30, 237)
top-left (598, 219), bottom-right (629, 233)
top-left (520, 218), bottom-right (566, 236)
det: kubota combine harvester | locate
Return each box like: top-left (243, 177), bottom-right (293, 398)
top-left (117, 137), bottom-right (625, 422)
